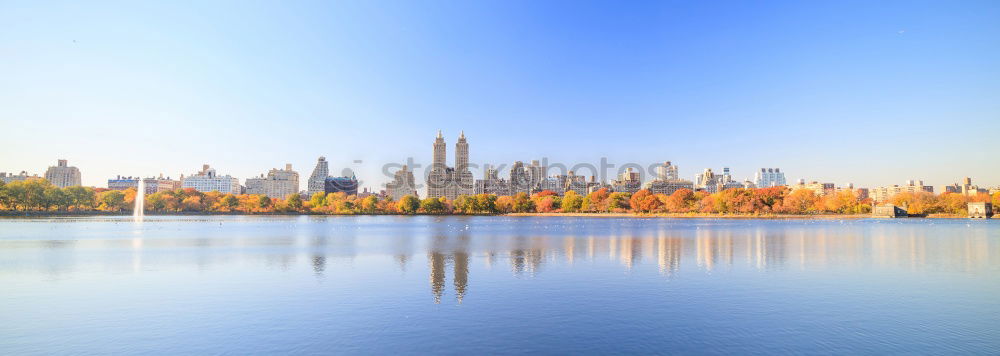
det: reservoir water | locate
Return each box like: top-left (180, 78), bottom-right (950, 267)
top-left (1, 216), bottom-right (998, 354)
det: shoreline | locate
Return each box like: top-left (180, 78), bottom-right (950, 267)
top-left (0, 211), bottom-right (974, 219)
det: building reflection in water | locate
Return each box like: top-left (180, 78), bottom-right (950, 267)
top-left (428, 234), bottom-right (471, 304)
top-left (5, 218), bottom-right (997, 304)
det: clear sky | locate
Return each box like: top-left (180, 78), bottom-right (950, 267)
top-left (1, 1), bottom-right (998, 191)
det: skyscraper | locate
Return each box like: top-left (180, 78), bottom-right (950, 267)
top-left (655, 161), bottom-right (679, 181)
top-left (44, 159), bottom-right (81, 188)
top-left (455, 132), bottom-right (473, 195)
top-left (645, 161), bottom-right (694, 195)
top-left (307, 157), bottom-right (329, 197)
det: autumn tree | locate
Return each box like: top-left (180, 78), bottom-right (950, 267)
top-left (360, 195), bottom-right (378, 214)
top-left (309, 192), bottom-right (326, 211)
top-left (780, 189), bottom-right (819, 214)
top-left (562, 191), bottom-right (584, 212)
top-left (511, 192), bottom-right (535, 213)
top-left (584, 188), bottom-right (610, 212)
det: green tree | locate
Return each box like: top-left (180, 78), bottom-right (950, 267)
top-left (475, 194), bottom-right (498, 214)
top-left (65, 186), bottom-right (95, 210)
top-left (257, 195), bottom-right (272, 210)
top-left (286, 193), bottom-right (304, 211)
top-left (397, 195), bottom-right (420, 214)
top-left (0, 181), bottom-right (10, 210)
top-left (420, 197), bottom-right (445, 213)
top-left (608, 192), bottom-right (630, 211)
top-left (41, 186), bottom-right (65, 210)
top-left (221, 194), bottom-right (239, 211)
top-left (99, 190), bottom-right (127, 212)
top-left (453, 195), bottom-right (472, 214)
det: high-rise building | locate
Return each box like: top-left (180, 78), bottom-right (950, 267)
top-left (324, 176), bottom-right (359, 196)
top-left (1, 171), bottom-right (40, 184)
top-left (474, 165), bottom-right (511, 196)
top-left (307, 157), bottom-right (330, 197)
top-left (426, 131), bottom-right (473, 200)
top-left (557, 171), bottom-right (588, 196)
top-left (655, 161), bottom-right (679, 181)
top-left (146, 175), bottom-right (183, 193)
top-left (645, 161), bottom-right (694, 195)
top-left (108, 175), bottom-right (181, 194)
top-left (695, 167), bottom-right (740, 193)
top-left (108, 176), bottom-right (140, 191)
top-left (181, 164), bottom-right (240, 194)
top-left (787, 179), bottom-right (836, 196)
top-left (868, 180), bottom-right (934, 202)
top-left (509, 161), bottom-right (530, 195)
top-left (611, 167), bottom-right (642, 193)
top-left (245, 164), bottom-right (300, 198)
top-left (454, 133), bottom-right (474, 196)
top-left (505, 159), bottom-right (547, 195)
top-left (695, 168), bottom-right (722, 193)
top-left (386, 165), bottom-right (418, 201)
top-left (940, 177), bottom-right (988, 196)
top-left (754, 168), bottom-right (787, 188)
top-left (44, 159), bottom-right (81, 188)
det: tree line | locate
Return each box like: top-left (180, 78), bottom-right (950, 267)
top-left (1, 179), bottom-right (996, 216)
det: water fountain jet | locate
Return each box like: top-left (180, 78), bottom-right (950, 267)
top-left (134, 178), bottom-right (145, 220)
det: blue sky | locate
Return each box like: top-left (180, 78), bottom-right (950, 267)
top-left (1, 1), bottom-right (998, 190)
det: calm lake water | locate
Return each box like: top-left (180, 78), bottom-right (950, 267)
top-left (1, 216), bottom-right (998, 354)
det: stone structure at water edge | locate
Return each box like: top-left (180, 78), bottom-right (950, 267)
top-left (872, 204), bottom-right (907, 218)
top-left (968, 202), bottom-right (992, 219)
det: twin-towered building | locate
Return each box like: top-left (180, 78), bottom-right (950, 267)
top-left (426, 131), bottom-right (474, 200)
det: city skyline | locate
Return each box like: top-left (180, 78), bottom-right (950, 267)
top-left (2, 2), bottom-right (999, 189)
top-left (3, 146), bottom-right (998, 198)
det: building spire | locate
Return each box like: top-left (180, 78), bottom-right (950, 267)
top-left (459, 130), bottom-right (465, 139)
top-left (437, 130), bottom-right (443, 139)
